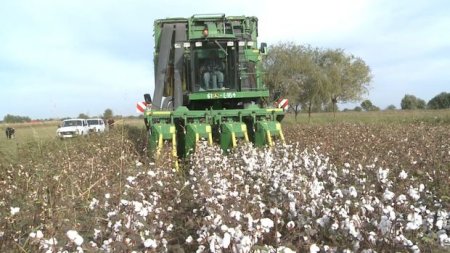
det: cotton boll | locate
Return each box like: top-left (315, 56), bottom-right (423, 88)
top-left (331, 222), bottom-right (339, 230)
top-left (222, 232), bottom-right (231, 248)
top-left (439, 233), bottom-right (450, 246)
top-left (10, 207), bottom-right (20, 215)
top-left (333, 189), bottom-right (344, 198)
top-left (410, 245), bottom-right (420, 253)
top-left (348, 186), bottom-right (358, 198)
top-left (383, 189), bottom-right (395, 201)
top-left (143, 238), bottom-right (157, 248)
top-left (289, 201), bottom-right (297, 217)
top-left (213, 215), bottom-right (223, 227)
top-left (67, 230), bottom-right (84, 246)
top-left (261, 218), bottom-right (274, 233)
top-left (270, 208), bottom-right (282, 216)
top-left (126, 176), bottom-right (136, 184)
top-left (185, 235), bottom-right (193, 244)
top-left (219, 224), bottom-right (229, 233)
top-left (277, 246), bottom-right (296, 253)
top-left (398, 170), bottom-right (408, 179)
top-left (286, 221), bottom-right (295, 230)
top-left (196, 245), bottom-right (205, 253)
top-left (406, 212), bottom-right (423, 230)
top-left (379, 215), bottom-right (392, 235)
top-left (368, 231), bottom-right (377, 244)
top-left (310, 243), bottom-right (320, 253)
top-left (408, 187), bottom-right (420, 201)
top-left (93, 229), bottom-right (101, 240)
top-left (383, 205), bottom-right (396, 221)
top-left (89, 198), bottom-right (99, 210)
top-left (396, 194), bottom-right (408, 205)
top-left (230, 210), bottom-right (242, 221)
top-left (363, 204), bottom-right (375, 213)
top-left (377, 168), bottom-right (389, 184)
top-left (30, 230), bottom-right (44, 240)
top-left (419, 184), bottom-right (425, 192)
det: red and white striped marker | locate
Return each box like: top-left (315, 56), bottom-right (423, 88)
top-left (276, 98), bottom-right (289, 111)
top-left (136, 101), bottom-right (148, 113)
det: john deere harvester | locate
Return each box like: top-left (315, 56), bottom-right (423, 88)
top-left (143, 14), bottom-right (284, 162)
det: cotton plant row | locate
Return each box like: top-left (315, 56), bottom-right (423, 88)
top-left (3, 135), bottom-right (449, 252)
top-left (0, 135), bottom-right (144, 252)
top-left (185, 143), bottom-right (450, 252)
top-left (20, 141), bottom-right (446, 253)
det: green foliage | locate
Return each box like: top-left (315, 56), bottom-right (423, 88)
top-left (319, 48), bottom-right (372, 109)
top-left (264, 42), bottom-right (372, 118)
top-left (401, 94), bottom-right (426, 110)
top-left (385, 104), bottom-right (397, 110)
top-left (360, 99), bottom-right (373, 111)
top-left (427, 92), bottom-right (450, 109)
top-left (103, 108), bottom-right (113, 119)
top-left (78, 113), bottom-right (89, 119)
top-left (3, 114), bottom-right (31, 123)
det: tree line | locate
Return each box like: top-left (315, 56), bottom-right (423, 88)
top-left (353, 92), bottom-right (450, 112)
top-left (263, 42), bottom-right (450, 116)
top-left (263, 42), bottom-right (372, 119)
top-left (400, 92), bottom-right (450, 110)
top-left (3, 114), bottom-right (31, 123)
top-left (2, 109), bottom-right (116, 124)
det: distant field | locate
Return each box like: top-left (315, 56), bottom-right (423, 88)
top-left (0, 118), bottom-right (144, 163)
top-left (282, 108), bottom-right (450, 125)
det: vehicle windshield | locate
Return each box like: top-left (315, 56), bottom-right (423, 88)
top-left (87, 120), bottom-right (100, 125)
top-left (62, 120), bottom-right (82, 127)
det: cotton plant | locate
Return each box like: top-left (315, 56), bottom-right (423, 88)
top-left (33, 138), bottom-right (446, 253)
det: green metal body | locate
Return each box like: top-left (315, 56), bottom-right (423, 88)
top-left (144, 14), bottom-right (284, 161)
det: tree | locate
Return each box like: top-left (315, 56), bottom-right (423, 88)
top-left (401, 95), bottom-right (426, 110)
top-left (103, 109), bottom-right (113, 119)
top-left (361, 100), bottom-right (373, 111)
top-left (427, 92), bottom-right (450, 109)
top-left (78, 113), bottom-right (89, 119)
top-left (3, 114), bottom-right (31, 123)
top-left (385, 105), bottom-right (397, 110)
top-left (417, 99), bottom-right (426, 109)
top-left (264, 42), bottom-right (372, 120)
top-left (319, 49), bottom-right (372, 116)
top-left (264, 43), bottom-right (331, 120)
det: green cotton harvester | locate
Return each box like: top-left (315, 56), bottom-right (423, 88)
top-left (143, 14), bottom-right (285, 166)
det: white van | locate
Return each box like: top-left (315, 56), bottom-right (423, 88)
top-left (57, 119), bottom-right (90, 138)
top-left (87, 118), bottom-right (106, 133)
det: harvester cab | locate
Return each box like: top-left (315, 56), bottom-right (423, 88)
top-left (144, 14), bottom-right (285, 164)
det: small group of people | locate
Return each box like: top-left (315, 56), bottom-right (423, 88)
top-left (5, 127), bottom-right (15, 139)
top-left (201, 53), bottom-right (224, 90)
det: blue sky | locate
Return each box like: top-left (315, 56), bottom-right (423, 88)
top-left (1, 0), bottom-right (449, 119)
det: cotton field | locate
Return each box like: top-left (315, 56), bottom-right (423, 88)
top-left (0, 122), bottom-right (449, 252)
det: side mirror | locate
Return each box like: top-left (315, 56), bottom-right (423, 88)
top-left (260, 42), bottom-right (268, 55)
top-left (144, 94), bottom-right (152, 104)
